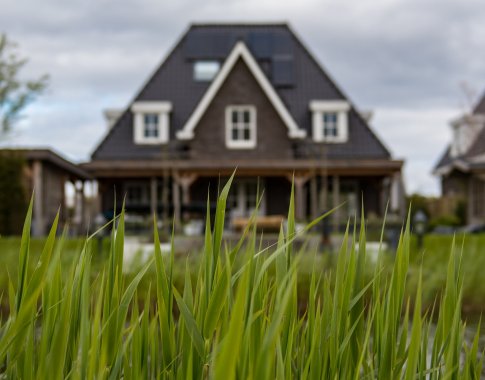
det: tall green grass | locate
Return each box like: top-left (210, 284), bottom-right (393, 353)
top-left (0, 178), bottom-right (482, 379)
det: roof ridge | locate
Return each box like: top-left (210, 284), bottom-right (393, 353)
top-left (190, 22), bottom-right (289, 27)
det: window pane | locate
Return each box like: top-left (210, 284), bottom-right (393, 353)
top-left (145, 114), bottom-right (158, 125)
top-left (243, 128), bottom-right (250, 141)
top-left (323, 113), bottom-right (337, 123)
top-left (232, 110), bottom-right (238, 123)
top-left (144, 113), bottom-right (159, 138)
top-left (194, 61), bottom-right (220, 81)
top-left (243, 110), bottom-right (250, 123)
top-left (323, 112), bottom-right (338, 138)
top-left (232, 128), bottom-right (238, 141)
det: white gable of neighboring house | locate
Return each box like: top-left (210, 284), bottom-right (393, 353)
top-left (450, 114), bottom-right (485, 157)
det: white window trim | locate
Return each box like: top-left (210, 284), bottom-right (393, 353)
top-left (177, 41), bottom-right (306, 140)
top-left (131, 101), bottom-right (172, 145)
top-left (225, 105), bottom-right (257, 149)
top-left (309, 100), bottom-right (350, 143)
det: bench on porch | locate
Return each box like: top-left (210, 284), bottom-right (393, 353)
top-left (231, 215), bottom-right (286, 232)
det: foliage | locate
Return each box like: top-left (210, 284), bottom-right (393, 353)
top-left (0, 152), bottom-right (26, 234)
top-left (0, 33), bottom-right (49, 136)
top-left (0, 178), bottom-right (482, 379)
top-left (429, 214), bottom-right (462, 230)
top-left (406, 193), bottom-right (430, 220)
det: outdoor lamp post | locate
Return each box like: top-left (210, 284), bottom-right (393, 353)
top-left (413, 209), bottom-right (428, 249)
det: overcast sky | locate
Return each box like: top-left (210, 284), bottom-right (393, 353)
top-left (1, 0), bottom-right (485, 195)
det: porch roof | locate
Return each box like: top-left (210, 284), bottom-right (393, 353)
top-left (82, 158), bottom-right (403, 178)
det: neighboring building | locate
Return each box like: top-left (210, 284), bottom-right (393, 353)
top-left (0, 148), bottom-right (90, 236)
top-left (83, 23), bottom-right (404, 229)
top-left (434, 93), bottom-right (485, 224)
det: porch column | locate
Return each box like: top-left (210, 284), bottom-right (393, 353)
top-left (390, 172), bottom-right (405, 218)
top-left (333, 175), bottom-right (340, 232)
top-left (172, 172), bottom-right (181, 229)
top-left (310, 174), bottom-right (318, 220)
top-left (150, 177), bottom-right (158, 219)
top-left (74, 180), bottom-right (85, 234)
top-left (176, 173), bottom-right (198, 221)
top-left (319, 170), bottom-right (328, 213)
top-left (32, 160), bottom-right (44, 236)
top-left (288, 174), bottom-right (310, 221)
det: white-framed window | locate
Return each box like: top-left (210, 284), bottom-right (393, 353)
top-left (131, 101), bottom-right (172, 144)
top-left (194, 61), bottom-right (220, 81)
top-left (225, 105), bottom-right (257, 149)
top-left (322, 112), bottom-right (338, 138)
top-left (143, 113), bottom-right (159, 138)
top-left (309, 100), bottom-right (350, 143)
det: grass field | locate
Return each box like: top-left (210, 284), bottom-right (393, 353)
top-left (0, 179), bottom-right (483, 378)
top-left (1, 232), bottom-right (485, 317)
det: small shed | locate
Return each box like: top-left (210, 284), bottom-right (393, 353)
top-left (0, 148), bottom-right (90, 236)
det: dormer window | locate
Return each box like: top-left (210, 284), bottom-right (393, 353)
top-left (310, 100), bottom-right (350, 143)
top-left (131, 101), bottom-right (172, 144)
top-left (323, 112), bottom-right (338, 138)
top-left (143, 114), bottom-right (159, 138)
top-left (194, 61), bottom-right (220, 81)
top-left (225, 105), bottom-right (257, 149)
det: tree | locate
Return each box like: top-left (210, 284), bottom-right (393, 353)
top-left (0, 33), bottom-right (49, 136)
top-left (0, 152), bottom-right (26, 234)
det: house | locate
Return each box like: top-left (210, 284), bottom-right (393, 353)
top-left (0, 148), bottom-right (90, 236)
top-left (83, 23), bottom-right (404, 230)
top-left (434, 92), bottom-right (485, 224)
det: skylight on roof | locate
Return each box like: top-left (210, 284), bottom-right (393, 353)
top-left (193, 61), bottom-right (220, 81)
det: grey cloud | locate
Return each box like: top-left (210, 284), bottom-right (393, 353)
top-left (1, 0), bottom-right (484, 194)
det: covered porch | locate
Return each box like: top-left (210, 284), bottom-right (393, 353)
top-left (85, 158), bottom-right (404, 234)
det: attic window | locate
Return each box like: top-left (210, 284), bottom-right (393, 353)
top-left (225, 105), bottom-right (257, 149)
top-left (131, 101), bottom-right (172, 145)
top-left (143, 114), bottom-right (159, 138)
top-left (309, 100), bottom-right (350, 143)
top-left (194, 61), bottom-right (220, 81)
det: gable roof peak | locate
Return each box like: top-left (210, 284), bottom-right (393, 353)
top-left (176, 40), bottom-right (306, 140)
top-left (189, 22), bottom-right (290, 28)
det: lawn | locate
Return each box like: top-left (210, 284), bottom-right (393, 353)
top-left (1, 232), bottom-right (484, 317)
top-left (0, 179), bottom-right (483, 378)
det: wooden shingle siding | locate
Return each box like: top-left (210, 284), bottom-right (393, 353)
top-left (190, 59), bottom-right (294, 160)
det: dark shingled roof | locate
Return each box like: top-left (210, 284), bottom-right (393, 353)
top-left (0, 148), bottom-right (90, 179)
top-left (433, 145), bottom-right (452, 170)
top-left (91, 23), bottom-right (391, 161)
top-left (473, 92), bottom-right (485, 115)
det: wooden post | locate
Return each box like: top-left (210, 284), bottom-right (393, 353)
top-left (319, 169), bottom-right (328, 213)
top-left (79, 181), bottom-right (85, 233)
top-left (287, 174), bottom-right (310, 221)
top-left (150, 177), bottom-right (158, 218)
top-left (172, 175), bottom-right (181, 229)
top-left (177, 173), bottom-right (197, 205)
top-left (390, 172), bottom-right (406, 217)
top-left (176, 173), bottom-right (197, 221)
top-left (310, 174), bottom-right (318, 219)
top-left (333, 175), bottom-right (340, 232)
top-left (32, 160), bottom-right (44, 236)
